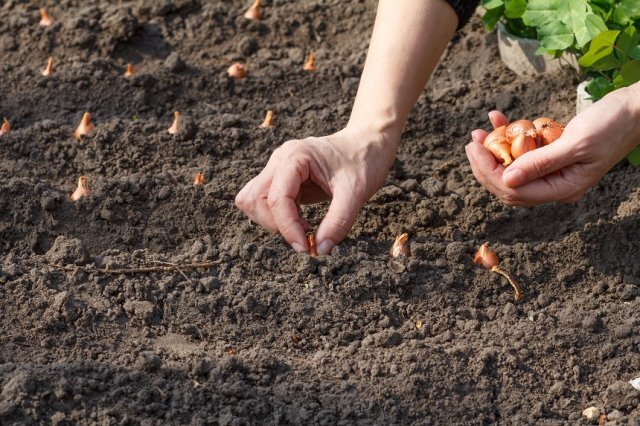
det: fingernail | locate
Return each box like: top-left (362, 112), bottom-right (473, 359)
top-left (503, 168), bottom-right (525, 188)
top-left (317, 239), bottom-right (335, 256)
top-left (471, 131), bottom-right (478, 144)
top-left (291, 242), bottom-right (305, 253)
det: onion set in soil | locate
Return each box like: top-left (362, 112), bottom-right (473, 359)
top-left (71, 176), bottom-right (90, 201)
top-left (474, 242), bottom-right (523, 301)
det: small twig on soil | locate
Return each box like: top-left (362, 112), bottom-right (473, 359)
top-left (151, 260), bottom-right (193, 284)
top-left (48, 260), bottom-right (221, 276)
top-left (491, 266), bottom-right (524, 302)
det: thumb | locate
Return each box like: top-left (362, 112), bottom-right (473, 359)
top-left (315, 189), bottom-right (363, 255)
top-left (503, 138), bottom-right (576, 188)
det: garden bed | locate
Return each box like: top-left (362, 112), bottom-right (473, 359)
top-left (0, 1), bottom-right (638, 424)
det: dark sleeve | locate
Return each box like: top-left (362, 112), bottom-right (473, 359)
top-left (443, 0), bottom-right (480, 30)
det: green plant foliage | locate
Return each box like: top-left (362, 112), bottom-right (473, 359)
top-left (481, 0), bottom-right (640, 164)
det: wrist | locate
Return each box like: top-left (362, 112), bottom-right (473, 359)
top-left (629, 82), bottom-right (640, 147)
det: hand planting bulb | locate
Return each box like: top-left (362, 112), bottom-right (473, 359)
top-left (42, 57), bottom-right (54, 76)
top-left (0, 118), bottom-right (10, 136)
top-left (39, 8), bottom-right (54, 27)
top-left (243, 0), bottom-right (262, 21)
top-left (227, 63), bottom-right (246, 79)
top-left (71, 176), bottom-right (90, 201)
top-left (74, 112), bottom-right (94, 139)
top-left (303, 51), bottom-right (316, 72)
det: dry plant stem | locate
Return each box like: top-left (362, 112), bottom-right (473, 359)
top-left (49, 260), bottom-right (221, 275)
top-left (491, 266), bottom-right (523, 301)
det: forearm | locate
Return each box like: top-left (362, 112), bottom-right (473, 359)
top-left (347, 0), bottom-right (458, 142)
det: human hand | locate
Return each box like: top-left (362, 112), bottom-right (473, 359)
top-left (235, 127), bottom-right (398, 254)
top-left (465, 85), bottom-right (640, 206)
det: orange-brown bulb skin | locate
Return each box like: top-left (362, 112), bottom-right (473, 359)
top-left (124, 63), bottom-right (136, 78)
top-left (227, 63), bottom-right (246, 79)
top-left (483, 126), bottom-right (513, 166)
top-left (308, 234), bottom-right (317, 256)
top-left (168, 111), bottom-right (180, 135)
top-left (259, 111), bottom-right (274, 128)
top-left (474, 242), bottom-right (500, 269)
top-left (74, 112), bottom-right (94, 139)
top-left (510, 133), bottom-right (537, 159)
top-left (506, 119), bottom-right (538, 143)
top-left (39, 8), bottom-right (54, 27)
top-left (194, 173), bottom-right (205, 186)
top-left (390, 233), bottom-right (411, 258)
top-left (0, 118), bottom-right (10, 136)
top-left (533, 117), bottom-right (565, 146)
top-left (303, 52), bottom-right (315, 72)
top-left (71, 176), bottom-right (90, 201)
top-left (243, 0), bottom-right (261, 20)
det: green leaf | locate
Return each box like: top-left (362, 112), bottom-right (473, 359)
top-left (613, 0), bottom-right (640, 27)
top-left (616, 26), bottom-right (640, 62)
top-left (586, 76), bottom-right (614, 100)
top-left (523, 0), bottom-right (562, 27)
top-left (628, 147), bottom-right (640, 166)
top-left (537, 20), bottom-right (575, 50)
top-left (630, 46), bottom-right (640, 60)
top-left (505, 0), bottom-right (527, 18)
top-left (483, 6), bottom-right (505, 31)
top-left (483, 0), bottom-right (505, 9)
top-left (578, 29), bottom-right (620, 70)
top-left (574, 14), bottom-right (608, 48)
top-left (620, 60), bottom-right (640, 85)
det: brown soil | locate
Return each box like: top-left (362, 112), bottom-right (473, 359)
top-left (1, 1), bottom-right (638, 424)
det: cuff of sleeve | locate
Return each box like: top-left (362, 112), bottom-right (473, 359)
top-left (443, 0), bottom-right (479, 30)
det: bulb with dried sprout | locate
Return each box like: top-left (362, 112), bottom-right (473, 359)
top-left (474, 242), bottom-right (523, 301)
top-left (71, 176), bottom-right (90, 201)
top-left (74, 113), bottom-right (94, 139)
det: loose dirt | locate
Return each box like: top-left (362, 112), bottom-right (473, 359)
top-left (0, 1), bottom-right (638, 424)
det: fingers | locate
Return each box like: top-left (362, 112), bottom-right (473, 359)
top-left (315, 186), bottom-right (364, 255)
top-left (235, 166), bottom-right (279, 234)
top-left (267, 159), bottom-right (309, 252)
top-left (502, 138), bottom-right (576, 188)
top-left (466, 138), bottom-right (586, 206)
top-left (488, 111), bottom-right (509, 129)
